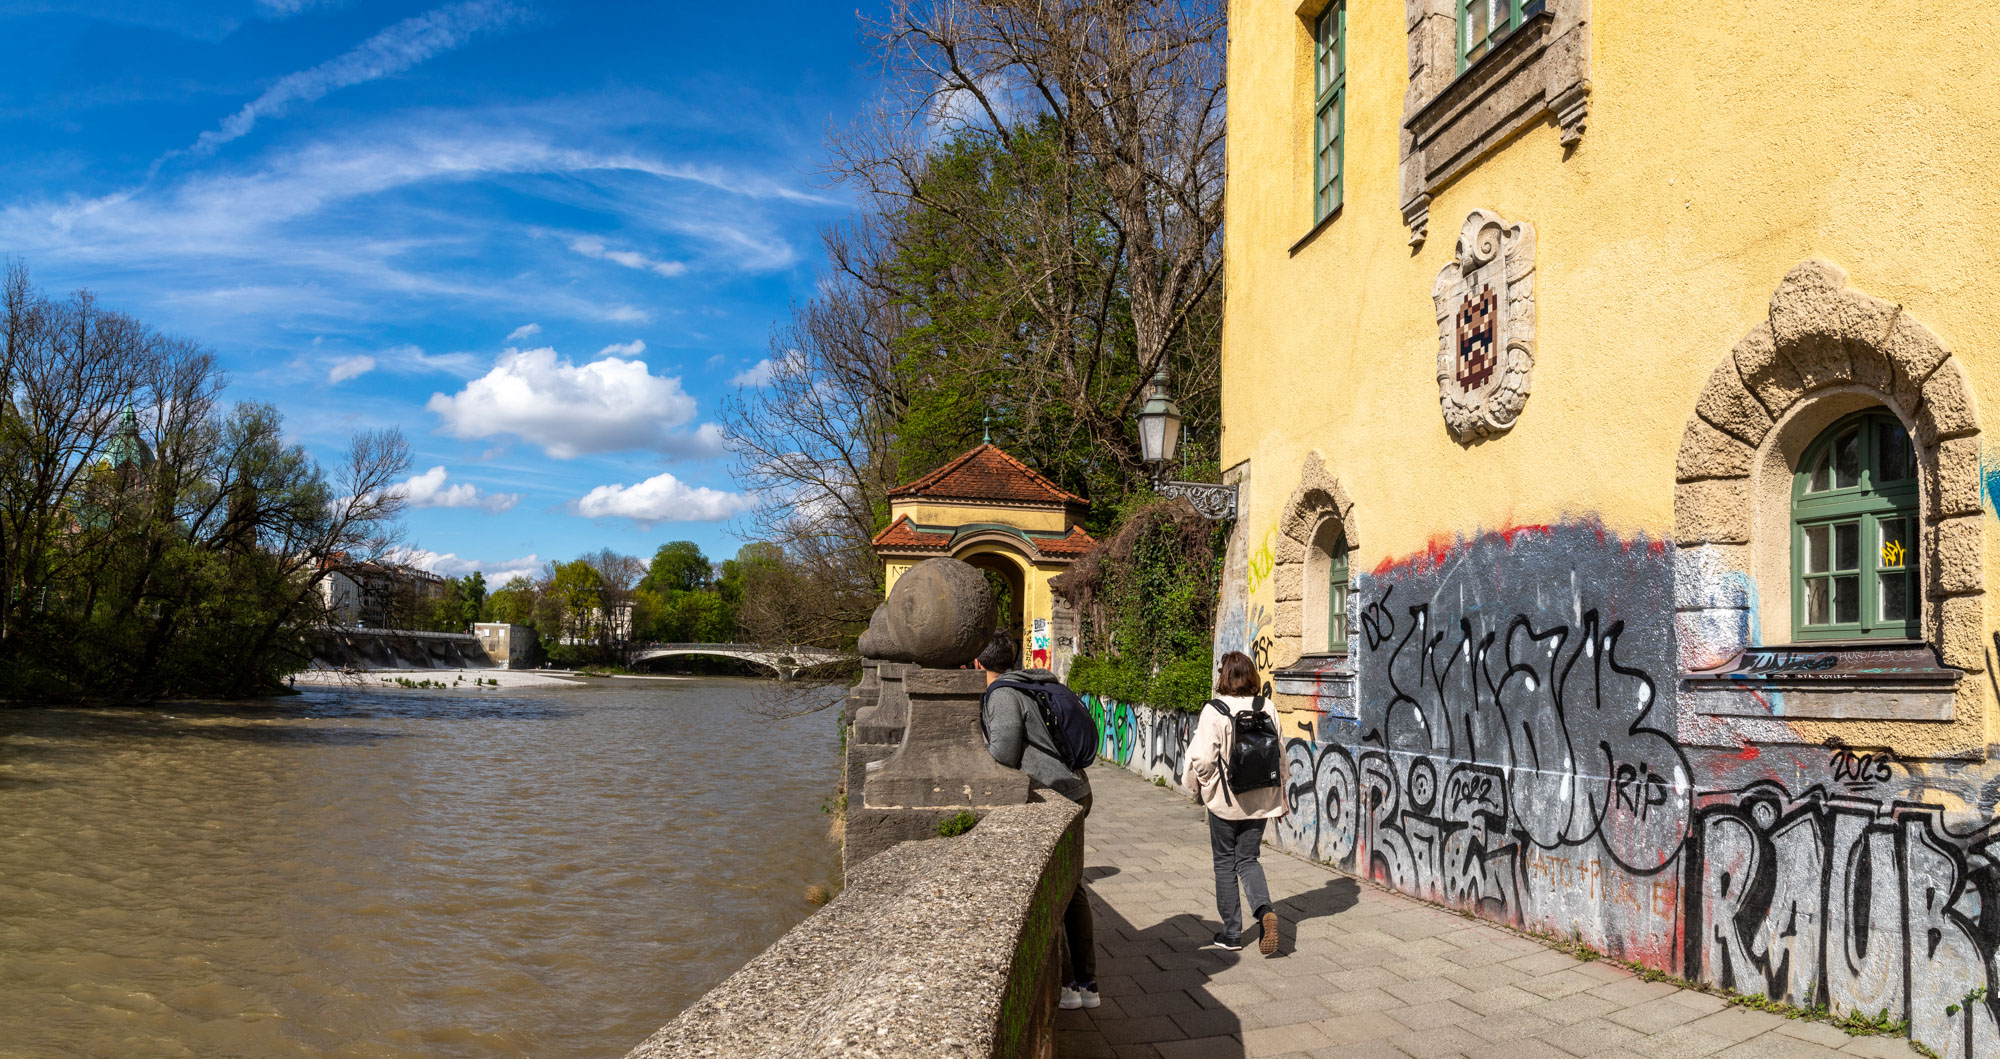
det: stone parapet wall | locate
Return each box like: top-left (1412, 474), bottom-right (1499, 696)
top-left (624, 798), bottom-right (1083, 1059)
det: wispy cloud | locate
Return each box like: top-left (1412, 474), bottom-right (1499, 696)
top-left (328, 354), bottom-right (375, 383)
top-left (573, 471), bottom-right (750, 526)
top-left (255, 0), bottom-right (345, 16)
top-left (191, 1), bottom-right (528, 155)
top-left (393, 465), bottom-right (522, 513)
top-left (597, 339), bottom-right (645, 356)
top-left (730, 358), bottom-right (774, 386)
top-left (569, 235), bottom-right (686, 278)
top-left (504, 322), bottom-right (541, 343)
top-left (398, 548), bottom-right (541, 585)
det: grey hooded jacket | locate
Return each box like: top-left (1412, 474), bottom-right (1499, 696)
top-left (981, 667), bottom-right (1091, 804)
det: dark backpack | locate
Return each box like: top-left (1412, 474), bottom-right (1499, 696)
top-left (982, 678), bottom-right (1097, 773)
top-left (1209, 696), bottom-right (1281, 794)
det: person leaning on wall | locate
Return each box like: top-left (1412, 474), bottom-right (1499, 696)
top-left (1182, 650), bottom-right (1290, 955)
top-left (974, 632), bottom-right (1099, 1010)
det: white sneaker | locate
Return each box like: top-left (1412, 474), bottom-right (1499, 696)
top-left (1059, 984), bottom-right (1083, 1010)
top-left (1076, 983), bottom-right (1101, 1009)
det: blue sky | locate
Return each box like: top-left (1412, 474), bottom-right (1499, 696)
top-left (0, 0), bottom-right (882, 584)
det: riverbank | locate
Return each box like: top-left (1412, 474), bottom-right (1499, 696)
top-left (291, 666), bottom-right (587, 689)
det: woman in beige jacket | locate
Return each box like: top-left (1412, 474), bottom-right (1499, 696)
top-left (1181, 651), bottom-right (1291, 955)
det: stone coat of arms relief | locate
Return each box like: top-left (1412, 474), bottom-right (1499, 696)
top-left (1432, 209), bottom-right (1535, 440)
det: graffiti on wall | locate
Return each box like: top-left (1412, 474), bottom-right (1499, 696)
top-left (1693, 780), bottom-right (2000, 1055)
top-left (1094, 517), bottom-right (2000, 1056)
top-left (1031, 617), bottom-right (1051, 669)
top-left (1083, 693), bottom-right (1192, 784)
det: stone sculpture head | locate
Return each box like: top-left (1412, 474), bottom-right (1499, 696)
top-left (858, 558), bottom-right (995, 668)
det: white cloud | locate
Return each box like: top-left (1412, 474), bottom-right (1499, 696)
top-left (374, 343), bottom-right (481, 376)
top-left (426, 346), bottom-right (721, 458)
top-left (328, 354), bottom-right (375, 383)
top-left (598, 339), bottom-right (646, 357)
top-left (398, 548), bottom-right (542, 586)
top-left (569, 235), bottom-right (687, 278)
top-left (392, 465), bottom-right (521, 513)
top-left (193, 1), bottom-right (527, 154)
top-left (573, 471), bottom-right (751, 526)
top-left (505, 322), bottom-right (541, 343)
top-left (730, 358), bottom-right (774, 387)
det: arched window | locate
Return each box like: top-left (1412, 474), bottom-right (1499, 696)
top-left (1326, 536), bottom-right (1349, 653)
top-left (1792, 410), bottom-right (1919, 641)
top-left (1307, 518), bottom-right (1350, 654)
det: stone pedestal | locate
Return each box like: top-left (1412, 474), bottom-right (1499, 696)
top-left (842, 659), bottom-right (879, 728)
top-left (845, 663), bottom-right (907, 821)
top-left (844, 667), bottom-right (1031, 870)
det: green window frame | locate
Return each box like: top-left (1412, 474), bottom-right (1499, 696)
top-left (1458, 0), bottom-right (1529, 71)
top-left (1326, 533), bottom-right (1350, 653)
top-left (1790, 410), bottom-right (1921, 642)
top-left (1313, 1), bottom-right (1345, 221)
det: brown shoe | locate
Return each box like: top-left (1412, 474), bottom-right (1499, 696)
top-left (1259, 911), bottom-right (1280, 955)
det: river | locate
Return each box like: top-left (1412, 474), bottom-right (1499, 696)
top-left (0, 677), bottom-right (844, 1058)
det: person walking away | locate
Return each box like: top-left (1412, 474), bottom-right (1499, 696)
top-left (1183, 650), bottom-right (1290, 955)
top-left (975, 632), bottom-right (1099, 1009)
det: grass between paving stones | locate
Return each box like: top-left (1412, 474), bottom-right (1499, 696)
top-left (1493, 914), bottom-right (1933, 1055)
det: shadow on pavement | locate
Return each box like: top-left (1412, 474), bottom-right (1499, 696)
top-left (1057, 875), bottom-right (1358, 1056)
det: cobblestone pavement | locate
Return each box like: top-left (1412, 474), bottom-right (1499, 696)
top-left (1058, 766), bottom-right (1922, 1059)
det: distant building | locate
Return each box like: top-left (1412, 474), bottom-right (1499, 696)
top-left (871, 442), bottom-right (1095, 674)
top-left (318, 561), bottom-right (446, 629)
top-left (473, 623), bottom-right (536, 668)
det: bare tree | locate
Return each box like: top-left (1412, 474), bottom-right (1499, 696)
top-left (849, 0), bottom-right (1228, 475)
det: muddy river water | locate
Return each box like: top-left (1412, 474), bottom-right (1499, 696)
top-left (0, 678), bottom-right (843, 1058)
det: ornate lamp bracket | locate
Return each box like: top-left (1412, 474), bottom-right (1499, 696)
top-left (1154, 478), bottom-right (1238, 520)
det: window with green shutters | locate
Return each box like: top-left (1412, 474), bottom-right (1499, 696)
top-left (1459, 0), bottom-right (1530, 71)
top-left (1791, 410), bottom-right (1920, 641)
top-left (1326, 533), bottom-right (1349, 653)
top-left (1313, 2), bottom-right (1345, 221)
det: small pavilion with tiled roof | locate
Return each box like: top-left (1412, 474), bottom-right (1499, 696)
top-left (871, 442), bottom-right (1095, 670)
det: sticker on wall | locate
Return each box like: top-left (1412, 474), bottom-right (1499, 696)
top-left (1031, 617), bottom-right (1050, 668)
top-left (1432, 209), bottom-right (1535, 441)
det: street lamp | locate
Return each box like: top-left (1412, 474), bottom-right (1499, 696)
top-left (1137, 368), bottom-right (1236, 520)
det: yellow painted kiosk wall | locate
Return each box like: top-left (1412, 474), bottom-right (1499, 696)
top-left (1199, 2), bottom-right (2000, 1048)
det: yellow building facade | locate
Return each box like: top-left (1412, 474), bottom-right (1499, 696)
top-left (872, 443), bottom-right (1095, 671)
top-left (1210, 2), bottom-right (2000, 1050)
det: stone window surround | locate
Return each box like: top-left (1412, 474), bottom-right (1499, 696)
top-left (1674, 260), bottom-right (1983, 721)
top-left (1269, 453), bottom-right (1357, 675)
top-left (1399, 0), bottom-right (1590, 248)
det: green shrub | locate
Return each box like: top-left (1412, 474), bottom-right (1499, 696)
top-left (1067, 647), bottom-right (1212, 712)
top-left (935, 811), bottom-right (978, 837)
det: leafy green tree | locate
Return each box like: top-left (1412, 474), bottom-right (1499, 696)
top-left (0, 263), bottom-right (410, 699)
top-left (483, 576), bottom-right (536, 625)
top-left (642, 541), bottom-right (711, 595)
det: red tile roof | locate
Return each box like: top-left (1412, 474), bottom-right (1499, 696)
top-left (888, 443), bottom-right (1086, 506)
top-left (1032, 526), bottom-right (1097, 558)
top-left (871, 515), bottom-right (1097, 562)
top-left (871, 514), bottom-right (951, 551)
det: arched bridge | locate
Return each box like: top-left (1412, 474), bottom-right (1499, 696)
top-left (624, 642), bottom-right (857, 680)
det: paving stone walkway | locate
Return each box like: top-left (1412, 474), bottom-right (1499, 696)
top-left (1058, 766), bottom-right (1923, 1059)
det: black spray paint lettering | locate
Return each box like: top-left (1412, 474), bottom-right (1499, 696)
top-left (1742, 651), bottom-right (1838, 673)
top-left (1691, 782), bottom-right (2000, 1057)
top-left (1829, 748), bottom-right (1895, 785)
top-left (1369, 595), bottom-right (1690, 875)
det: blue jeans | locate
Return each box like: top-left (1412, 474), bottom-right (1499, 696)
top-left (1207, 812), bottom-right (1271, 938)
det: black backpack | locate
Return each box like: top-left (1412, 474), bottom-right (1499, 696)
top-left (1209, 696), bottom-right (1281, 794)
top-left (982, 678), bottom-right (1097, 772)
